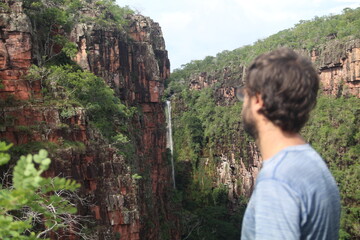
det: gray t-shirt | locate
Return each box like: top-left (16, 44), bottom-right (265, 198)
top-left (241, 144), bottom-right (340, 240)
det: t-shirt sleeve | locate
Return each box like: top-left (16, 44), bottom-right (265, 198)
top-left (253, 179), bottom-right (301, 240)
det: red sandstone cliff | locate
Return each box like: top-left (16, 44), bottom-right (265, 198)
top-left (312, 39), bottom-right (360, 97)
top-left (0, 1), bottom-right (178, 239)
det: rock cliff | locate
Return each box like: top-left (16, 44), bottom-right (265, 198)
top-left (0, 0), bottom-right (33, 100)
top-left (189, 40), bottom-right (360, 99)
top-left (0, 1), bottom-right (178, 239)
top-left (312, 39), bottom-right (360, 97)
top-left (185, 39), bottom-right (360, 200)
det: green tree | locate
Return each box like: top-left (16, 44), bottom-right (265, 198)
top-left (302, 95), bottom-right (360, 239)
top-left (23, 0), bottom-right (83, 65)
top-left (22, 0), bottom-right (133, 65)
top-left (26, 65), bottom-right (134, 140)
top-left (0, 141), bottom-right (80, 239)
top-left (93, 0), bottom-right (133, 28)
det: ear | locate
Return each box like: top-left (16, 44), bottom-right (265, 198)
top-left (253, 93), bottom-right (264, 112)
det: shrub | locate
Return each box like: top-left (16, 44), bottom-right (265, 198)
top-left (0, 141), bottom-right (80, 239)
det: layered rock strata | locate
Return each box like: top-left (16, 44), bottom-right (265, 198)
top-left (0, 1), bottom-right (178, 239)
top-left (312, 39), bottom-right (360, 97)
top-left (0, 0), bottom-right (34, 100)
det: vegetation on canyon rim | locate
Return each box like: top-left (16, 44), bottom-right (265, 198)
top-left (20, 0), bottom-right (133, 65)
top-left (166, 6), bottom-right (360, 240)
top-left (172, 7), bottom-right (360, 75)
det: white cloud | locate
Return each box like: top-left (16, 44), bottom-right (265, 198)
top-left (334, 0), bottom-right (360, 2)
top-left (158, 11), bottom-right (193, 30)
top-left (118, 0), bottom-right (360, 69)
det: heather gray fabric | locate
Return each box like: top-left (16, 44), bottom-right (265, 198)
top-left (241, 144), bottom-right (340, 240)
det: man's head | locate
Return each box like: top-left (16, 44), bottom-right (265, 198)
top-left (243, 48), bottom-right (319, 134)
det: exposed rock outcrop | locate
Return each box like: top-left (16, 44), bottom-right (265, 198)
top-left (0, 1), bottom-right (178, 239)
top-left (312, 39), bottom-right (360, 97)
top-left (186, 39), bottom-right (360, 201)
top-left (70, 14), bottom-right (176, 239)
top-left (0, 0), bottom-right (34, 100)
top-left (189, 66), bottom-right (246, 106)
top-left (216, 141), bottom-right (262, 200)
top-left (189, 40), bottom-right (360, 101)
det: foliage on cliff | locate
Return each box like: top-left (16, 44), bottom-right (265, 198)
top-left (173, 87), bottom-right (247, 161)
top-left (13, 0), bottom-right (135, 152)
top-left (170, 87), bottom-right (248, 239)
top-left (170, 80), bottom-right (360, 240)
top-left (22, 0), bottom-right (79, 65)
top-left (22, 0), bottom-right (133, 65)
top-left (302, 96), bottom-right (360, 239)
top-left (26, 65), bottom-right (134, 142)
top-left (0, 141), bottom-right (80, 239)
top-left (167, 7), bottom-right (360, 239)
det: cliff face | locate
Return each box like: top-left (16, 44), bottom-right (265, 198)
top-left (0, 0), bottom-right (33, 100)
top-left (190, 40), bottom-right (360, 100)
top-left (0, 1), bottom-right (178, 239)
top-left (70, 13), bottom-right (177, 239)
top-left (185, 39), bottom-right (360, 200)
top-left (312, 39), bottom-right (360, 98)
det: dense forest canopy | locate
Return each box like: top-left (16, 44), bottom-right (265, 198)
top-left (167, 6), bottom-right (360, 240)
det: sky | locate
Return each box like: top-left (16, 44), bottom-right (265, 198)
top-left (116, 0), bottom-right (360, 71)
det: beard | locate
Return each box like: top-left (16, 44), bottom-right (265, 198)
top-left (242, 101), bottom-right (259, 140)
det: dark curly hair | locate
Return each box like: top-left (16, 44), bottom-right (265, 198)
top-left (245, 48), bottom-right (319, 133)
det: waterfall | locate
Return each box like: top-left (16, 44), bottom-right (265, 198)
top-left (165, 100), bottom-right (176, 189)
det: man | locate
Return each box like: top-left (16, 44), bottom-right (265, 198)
top-left (238, 48), bottom-right (341, 240)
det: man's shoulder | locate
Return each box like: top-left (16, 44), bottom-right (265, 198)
top-left (257, 144), bottom-right (330, 188)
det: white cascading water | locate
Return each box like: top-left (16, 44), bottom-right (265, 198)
top-left (165, 100), bottom-right (176, 189)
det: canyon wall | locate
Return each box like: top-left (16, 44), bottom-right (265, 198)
top-left (185, 40), bottom-right (360, 200)
top-left (189, 40), bottom-right (360, 99)
top-left (0, 1), bottom-right (178, 239)
top-left (312, 39), bottom-right (360, 98)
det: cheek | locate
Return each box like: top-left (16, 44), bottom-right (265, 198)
top-left (241, 102), bottom-right (246, 117)
top-left (241, 102), bottom-right (249, 119)
top-left (243, 94), bottom-right (251, 108)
